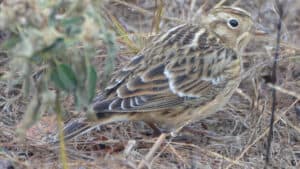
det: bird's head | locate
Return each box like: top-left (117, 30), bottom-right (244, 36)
top-left (203, 6), bottom-right (255, 50)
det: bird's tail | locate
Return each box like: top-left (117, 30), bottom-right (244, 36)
top-left (49, 118), bottom-right (92, 144)
top-left (50, 114), bottom-right (130, 144)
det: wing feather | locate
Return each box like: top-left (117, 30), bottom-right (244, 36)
top-left (93, 24), bottom-right (239, 114)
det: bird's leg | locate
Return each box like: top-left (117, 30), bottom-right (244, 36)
top-left (145, 122), bottom-right (162, 137)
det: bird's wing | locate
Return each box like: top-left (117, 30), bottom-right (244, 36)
top-left (164, 46), bottom-right (239, 98)
top-left (93, 24), bottom-right (239, 114)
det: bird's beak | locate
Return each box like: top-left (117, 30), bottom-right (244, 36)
top-left (252, 24), bottom-right (269, 37)
top-left (254, 29), bottom-right (269, 36)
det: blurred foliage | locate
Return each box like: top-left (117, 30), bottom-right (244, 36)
top-left (0, 0), bottom-right (117, 136)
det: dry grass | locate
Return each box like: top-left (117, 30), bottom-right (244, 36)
top-left (1, 0), bottom-right (300, 168)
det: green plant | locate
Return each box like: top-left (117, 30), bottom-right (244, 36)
top-left (0, 0), bottom-right (117, 168)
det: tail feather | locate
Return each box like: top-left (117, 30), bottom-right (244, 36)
top-left (61, 119), bottom-right (92, 141)
top-left (50, 118), bottom-right (94, 144)
top-left (50, 114), bottom-right (130, 144)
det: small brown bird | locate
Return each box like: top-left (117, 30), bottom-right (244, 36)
top-left (59, 6), bottom-right (258, 141)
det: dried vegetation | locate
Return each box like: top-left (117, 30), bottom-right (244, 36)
top-left (0, 0), bottom-right (300, 168)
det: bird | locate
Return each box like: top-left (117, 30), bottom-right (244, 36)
top-left (56, 6), bottom-right (259, 141)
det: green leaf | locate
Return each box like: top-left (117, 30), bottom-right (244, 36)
top-left (30, 54), bottom-right (44, 64)
top-left (51, 64), bottom-right (77, 91)
top-left (102, 31), bottom-right (117, 87)
top-left (87, 65), bottom-right (97, 102)
top-left (1, 34), bottom-right (20, 49)
top-left (61, 16), bottom-right (84, 26)
top-left (51, 68), bottom-right (65, 90)
top-left (41, 38), bottom-right (65, 53)
top-left (60, 16), bottom-right (84, 36)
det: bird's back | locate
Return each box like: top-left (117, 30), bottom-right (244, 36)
top-left (92, 24), bottom-right (241, 128)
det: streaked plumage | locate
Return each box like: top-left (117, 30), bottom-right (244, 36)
top-left (58, 6), bottom-right (256, 141)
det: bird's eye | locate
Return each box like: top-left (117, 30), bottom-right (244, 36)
top-left (228, 18), bottom-right (239, 29)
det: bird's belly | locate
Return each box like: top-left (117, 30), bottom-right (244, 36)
top-left (131, 79), bottom-right (240, 130)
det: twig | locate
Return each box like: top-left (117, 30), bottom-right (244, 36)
top-left (225, 99), bottom-right (298, 169)
top-left (55, 90), bottom-right (69, 169)
top-left (214, 0), bottom-right (228, 8)
top-left (265, 0), bottom-right (283, 166)
top-left (168, 144), bottom-right (190, 167)
top-left (267, 84), bottom-right (300, 100)
top-left (151, 0), bottom-right (164, 34)
top-left (111, 0), bottom-right (182, 23)
top-left (137, 133), bottom-right (167, 169)
top-left (171, 142), bottom-right (246, 167)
